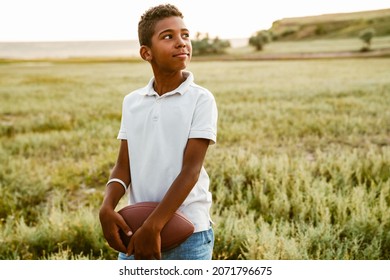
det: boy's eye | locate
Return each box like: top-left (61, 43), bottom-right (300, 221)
top-left (161, 33), bottom-right (190, 40)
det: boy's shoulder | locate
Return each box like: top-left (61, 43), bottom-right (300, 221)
top-left (187, 80), bottom-right (215, 101)
top-left (189, 81), bottom-right (211, 94)
top-left (123, 84), bottom-right (149, 101)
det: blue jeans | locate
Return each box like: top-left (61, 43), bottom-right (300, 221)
top-left (118, 227), bottom-right (214, 260)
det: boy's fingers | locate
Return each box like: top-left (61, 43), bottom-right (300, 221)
top-left (115, 213), bottom-right (133, 236)
top-left (126, 239), bottom-right (134, 256)
top-left (105, 233), bottom-right (127, 253)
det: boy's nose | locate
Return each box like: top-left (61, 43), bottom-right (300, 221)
top-left (176, 37), bottom-right (186, 48)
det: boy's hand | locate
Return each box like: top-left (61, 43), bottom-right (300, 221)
top-left (127, 224), bottom-right (162, 260)
top-left (99, 206), bottom-right (132, 253)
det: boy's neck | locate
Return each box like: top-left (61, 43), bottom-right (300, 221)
top-left (152, 70), bottom-right (186, 96)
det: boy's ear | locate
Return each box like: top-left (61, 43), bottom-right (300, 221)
top-left (140, 45), bottom-right (152, 61)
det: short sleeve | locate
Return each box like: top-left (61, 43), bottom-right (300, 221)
top-left (189, 92), bottom-right (218, 144)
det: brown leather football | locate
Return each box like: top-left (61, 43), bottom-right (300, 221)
top-left (117, 202), bottom-right (194, 252)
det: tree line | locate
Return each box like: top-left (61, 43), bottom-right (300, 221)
top-left (191, 28), bottom-right (377, 56)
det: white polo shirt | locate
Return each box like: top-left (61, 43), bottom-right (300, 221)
top-left (117, 71), bottom-right (218, 232)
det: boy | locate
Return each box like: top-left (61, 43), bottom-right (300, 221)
top-left (99, 4), bottom-right (218, 260)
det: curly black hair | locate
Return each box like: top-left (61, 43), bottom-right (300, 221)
top-left (138, 4), bottom-right (183, 47)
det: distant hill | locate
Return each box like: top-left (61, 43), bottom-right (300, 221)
top-left (269, 8), bottom-right (390, 41)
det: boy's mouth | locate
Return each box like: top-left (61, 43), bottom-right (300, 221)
top-left (173, 52), bottom-right (190, 58)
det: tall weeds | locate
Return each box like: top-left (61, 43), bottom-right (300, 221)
top-left (0, 59), bottom-right (389, 259)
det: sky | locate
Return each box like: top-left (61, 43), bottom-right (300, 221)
top-left (0, 0), bottom-right (389, 42)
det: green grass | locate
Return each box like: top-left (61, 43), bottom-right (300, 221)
top-left (0, 58), bottom-right (389, 259)
top-left (228, 36), bottom-right (390, 56)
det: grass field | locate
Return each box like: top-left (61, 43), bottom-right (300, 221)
top-left (226, 36), bottom-right (390, 60)
top-left (0, 58), bottom-right (389, 259)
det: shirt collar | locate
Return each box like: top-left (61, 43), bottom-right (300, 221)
top-left (144, 71), bottom-right (193, 97)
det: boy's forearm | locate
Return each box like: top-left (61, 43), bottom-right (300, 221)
top-left (101, 165), bottom-right (131, 210)
top-left (101, 183), bottom-right (126, 210)
top-left (143, 138), bottom-right (210, 232)
top-left (144, 168), bottom-right (199, 231)
top-left (101, 139), bottom-right (131, 210)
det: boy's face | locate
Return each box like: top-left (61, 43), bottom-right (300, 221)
top-left (143, 16), bottom-right (192, 73)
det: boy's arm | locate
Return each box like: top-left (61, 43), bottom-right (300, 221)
top-left (127, 138), bottom-right (210, 260)
top-left (99, 140), bottom-right (132, 253)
